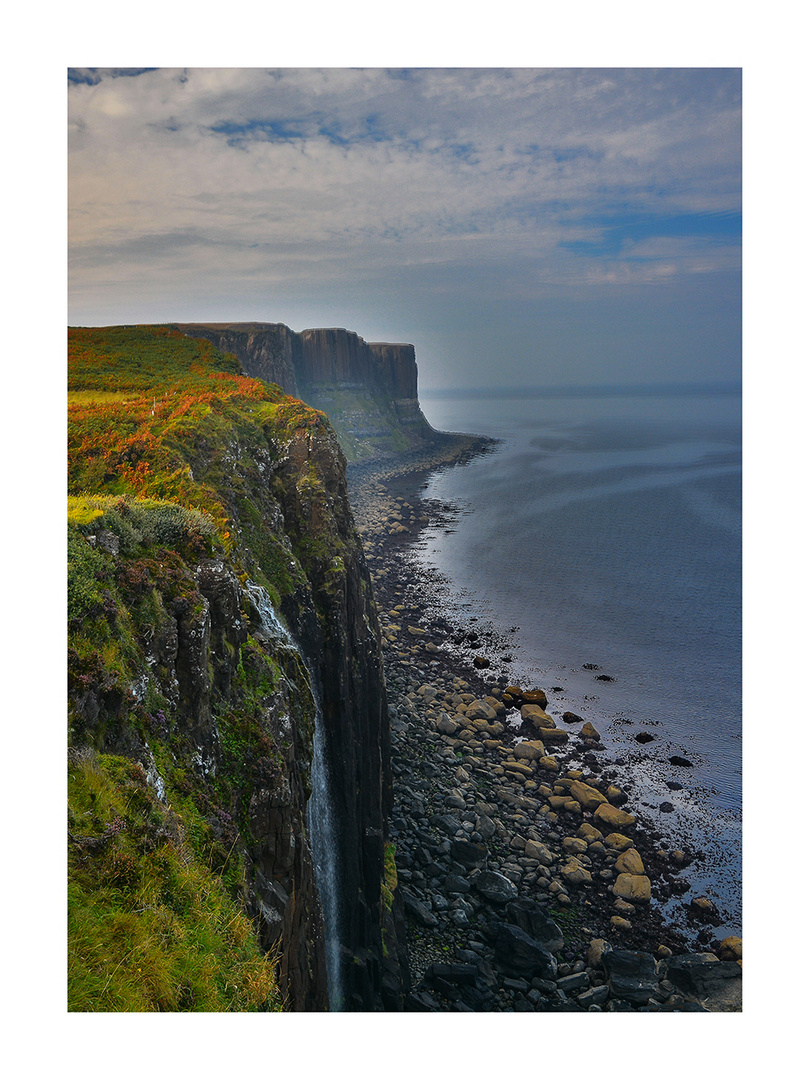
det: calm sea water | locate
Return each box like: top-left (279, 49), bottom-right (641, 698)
top-left (416, 385), bottom-right (742, 933)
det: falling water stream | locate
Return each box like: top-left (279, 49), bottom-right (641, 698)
top-left (245, 583), bottom-right (344, 1010)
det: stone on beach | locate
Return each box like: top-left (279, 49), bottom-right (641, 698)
top-left (614, 848), bottom-right (645, 875)
top-left (512, 739), bottom-right (545, 760)
top-left (569, 779), bottom-right (608, 811)
top-left (520, 703), bottom-right (556, 730)
top-left (594, 803), bottom-right (637, 831)
top-left (613, 873), bottom-right (652, 902)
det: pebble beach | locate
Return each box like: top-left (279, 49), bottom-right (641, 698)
top-left (348, 436), bottom-right (743, 1012)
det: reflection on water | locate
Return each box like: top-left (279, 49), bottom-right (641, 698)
top-left (417, 385), bottom-right (742, 931)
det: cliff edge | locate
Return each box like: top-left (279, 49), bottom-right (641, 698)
top-left (175, 322), bottom-right (437, 463)
top-left (67, 326), bottom-right (408, 1010)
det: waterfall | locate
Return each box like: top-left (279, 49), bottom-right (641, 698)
top-left (245, 583), bottom-right (344, 1011)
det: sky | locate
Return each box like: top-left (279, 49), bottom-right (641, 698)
top-left (68, 66), bottom-right (741, 391)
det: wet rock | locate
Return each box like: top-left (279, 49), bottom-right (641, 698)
top-left (665, 954), bottom-right (742, 1011)
top-left (402, 890), bottom-right (438, 928)
top-left (569, 779), bottom-right (608, 811)
top-left (504, 899), bottom-right (564, 953)
top-left (594, 804), bottom-right (637, 831)
top-left (613, 873), bottom-right (651, 902)
top-left (521, 689), bottom-right (548, 709)
top-left (718, 936), bottom-right (742, 962)
top-left (494, 923), bottom-right (558, 980)
top-left (635, 732), bottom-right (655, 744)
top-left (614, 848), bottom-right (645, 875)
top-left (562, 711), bottom-right (586, 724)
top-left (474, 870), bottom-right (519, 905)
top-left (450, 838), bottom-right (487, 869)
top-left (602, 949), bottom-right (660, 1005)
top-left (669, 755), bottom-right (694, 768)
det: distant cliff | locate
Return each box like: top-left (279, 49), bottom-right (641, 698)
top-left (175, 323), bottom-right (436, 463)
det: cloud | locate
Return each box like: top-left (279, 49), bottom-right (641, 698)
top-left (67, 67), bottom-right (741, 384)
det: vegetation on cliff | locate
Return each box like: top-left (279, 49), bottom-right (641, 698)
top-left (67, 325), bottom-right (358, 1011)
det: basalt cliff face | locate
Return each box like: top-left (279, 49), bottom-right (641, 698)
top-left (67, 326), bottom-right (408, 1011)
top-left (175, 323), bottom-right (435, 463)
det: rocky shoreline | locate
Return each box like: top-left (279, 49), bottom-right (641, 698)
top-left (348, 436), bottom-right (742, 1012)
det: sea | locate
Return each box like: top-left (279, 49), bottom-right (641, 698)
top-left (415, 383), bottom-right (742, 938)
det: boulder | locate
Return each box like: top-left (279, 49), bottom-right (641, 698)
top-left (665, 954), bottom-right (742, 1011)
top-left (524, 839), bottom-right (555, 865)
top-left (604, 832), bottom-right (634, 851)
top-left (538, 727), bottom-right (569, 744)
top-left (450, 838), bottom-right (487, 869)
top-left (602, 949), bottom-right (660, 1005)
top-left (513, 739), bottom-right (545, 760)
top-left (587, 938), bottom-right (611, 969)
top-left (522, 689), bottom-right (548, 708)
top-left (466, 699), bottom-right (497, 722)
top-left (505, 898), bottom-right (564, 953)
top-left (614, 848), bottom-right (645, 875)
top-left (718, 936), bottom-right (742, 962)
top-left (594, 804), bottom-right (637, 831)
top-left (562, 836), bottom-right (589, 856)
top-left (475, 813), bottom-right (497, 839)
top-left (402, 890), bottom-right (438, 928)
top-left (436, 713), bottom-right (459, 735)
top-left (562, 710), bottom-right (585, 724)
top-left (581, 721), bottom-right (600, 739)
top-left (494, 923), bottom-right (558, 980)
top-left (474, 870), bottom-right (519, 905)
top-left (613, 873), bottom-right (651, 902)
top-left (537, 756), bottom-right (559, 771)
top-left (569, 779), bottom-right (608, 811)
top-left (578, 823), bottom-right (603, 844)
top-left (521, 703), bottom-right (556, 729)
top-left (560, 858), bottom-right (593, 887)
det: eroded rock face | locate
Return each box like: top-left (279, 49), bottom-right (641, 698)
top-left (175, 322), bottom-right (435, 463)
top-left (68, 404), bottom-right (407, 1012)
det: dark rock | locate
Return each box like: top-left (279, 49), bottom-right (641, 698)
top-left (444, 874), bottom-right (471, 894)
top-left (669, 755), bottom-right (694, 768)
top-left (665, 955), bottom-right (742, 1009)
top-left (401, 890), bottom-right (438, 928)
top-left (635, 732), bottom-right (655, 744)
top-left (493, 923), bottom-right (558, 980)
top-left (602, 949), bottom-right (660, 1005)
top-left (659, 801), bottom-right (675, 813)
top-left (450, 838), bottom-right (487, 869)
top-left (578, 985), bottom-right (610, 1008)
top-left (474, 870), bottom-right (519, 905)
top-left (562, 711), bottom-right (585, 724)
top-left (473, 656), bottom-right (490, 669)
top-left (504, 898), bottom-right (564, 953)
top-left (429, 814), bottom-right (463, 838)
top-left (557, 971), bottom-right (590, 994)
top-left (405, 990), bottom-right (441, 1011)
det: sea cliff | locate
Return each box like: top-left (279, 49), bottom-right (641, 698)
top-left (174, 322), bottom-right (435, 463)
top-left (67, 325), bottom-right (409, 1010)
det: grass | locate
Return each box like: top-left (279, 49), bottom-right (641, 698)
top-left (66, 324), bottom-right (345, 1010)
top-left (68, 749), bottom-right (284, 1011)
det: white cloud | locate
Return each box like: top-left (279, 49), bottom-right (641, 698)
top-left (68, 66), bottom-right (741, 357)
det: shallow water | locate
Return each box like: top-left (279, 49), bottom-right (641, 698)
top-left (416, 385), bottom-right (742, 933)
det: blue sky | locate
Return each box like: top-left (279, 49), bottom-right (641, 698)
top-left (68, 67), bottom-right (741, 389)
